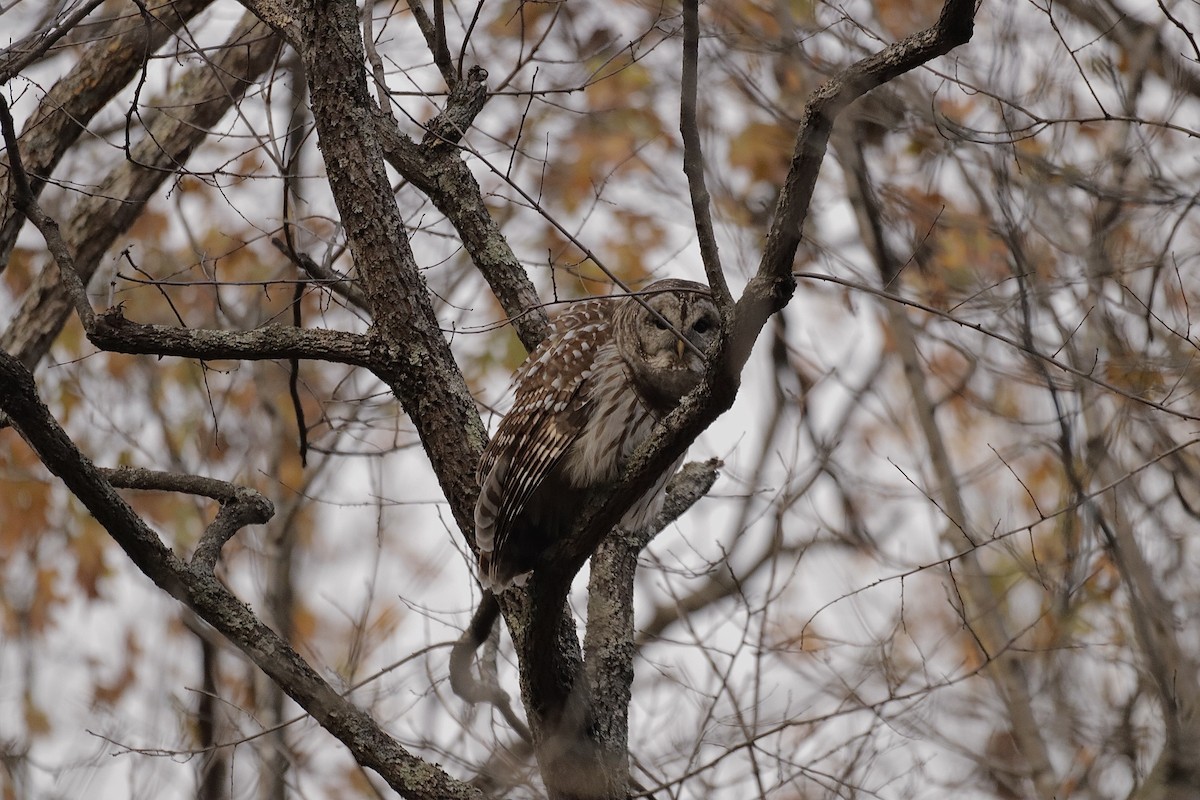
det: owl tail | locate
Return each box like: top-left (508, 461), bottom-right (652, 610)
top-left (476, 551), bottom-right (530, 593)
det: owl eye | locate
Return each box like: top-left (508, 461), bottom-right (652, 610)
top-left (652, 317), bottom-right (670, 330)
top-left (692, 318), bottom-right (714, 334)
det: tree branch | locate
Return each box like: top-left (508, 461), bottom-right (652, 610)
top-left (192, 489), bottom-right (277, 574)
top-left (375, 86), bottom-right (551, 351)
top-left (90, 306), bottom-right (378, 367)
top-left (680, 0), bottom-right (731, 309)
top-left (561, 0), bottom-right (977, 589)
top-left (582, 459), bottom-right (721, 793)
top-left (0, 94), bottom-right (96, 329)
top-left (101, 466), bottom-right (268, 503)
top-left (271, 236), bottom-right (371, 311)
top-left (294, 0), bottom-right (488, 544)
top-left (407, 0), bottom-right (456, 86)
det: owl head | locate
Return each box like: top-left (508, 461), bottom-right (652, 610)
top-left (614, 279), bottom-right (720, 413)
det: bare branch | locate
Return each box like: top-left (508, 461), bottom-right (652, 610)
top-left (408, 0), bottom-right (457, 86)
top-left (374, 87), bottom-right (551, 351)
top-left (0, 94), bottom-right (96, 328)
top-left (90, 306), bottom-right (377, 367)
top-left (102, 465), bottom-right (278, 577)
top-left (192, 489), bottom-right (277, 574)
top-left (102, 466), bottom-right (266, 504)
top-left (679, 0), bottom-right (731, 309)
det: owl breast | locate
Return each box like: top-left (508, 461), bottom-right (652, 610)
top-left (561, 343), bottom-right (654, 488)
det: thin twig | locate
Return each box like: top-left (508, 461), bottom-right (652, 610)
top-left (793, 271), bottom-right (1200, 423)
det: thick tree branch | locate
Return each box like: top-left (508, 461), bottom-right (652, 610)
top-left (236, 0), bottom-right (302, 45)
top-left (582, 459), bottom-right (721, 793)
top-left (293, 0), bottom-right (488, 546)
top-left (742, 0), bottom-right (974, 370)
top-left (90, 306), bottom-right (377, 367)
top-left (449, 460), bottom-right (721, 766)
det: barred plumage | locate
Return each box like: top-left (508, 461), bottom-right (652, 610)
top-left (475, 279), bottom-right (718, 592)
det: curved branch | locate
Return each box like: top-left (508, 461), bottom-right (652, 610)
top-left (192, 489), bottom-right (277, 574)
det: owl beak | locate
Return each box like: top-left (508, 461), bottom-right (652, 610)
top-left (676, 337), bottom-right (686, 360)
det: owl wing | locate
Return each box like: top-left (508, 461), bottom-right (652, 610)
top-left (475, 299), bottom-right (615, 589)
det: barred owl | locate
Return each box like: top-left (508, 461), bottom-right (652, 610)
top-left (474, 279), bottom-right (719, 592)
